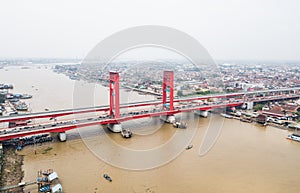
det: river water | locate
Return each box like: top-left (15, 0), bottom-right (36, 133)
top-left (1, 66), bottom-right (300, 193)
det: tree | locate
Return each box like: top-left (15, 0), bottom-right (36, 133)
top-left (177, 90), bottom-right (184, 97)
top-left (253, 104), bottom-right (263, 111)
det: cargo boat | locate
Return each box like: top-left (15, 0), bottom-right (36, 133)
top-left (240, 118), bottom-right (252, 123)
top-left (287, 133), bottom-right (300, 142)
top-left (220, 113), bottom-right (233, 119)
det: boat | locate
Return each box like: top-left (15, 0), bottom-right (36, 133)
top-left (16, 106), bottom-right (28, 111)
top-left (13, 94), bottom-right (22, 98)
top-left (15, 102), bottom-right (28, 111)
top-left (240, 118), bottom-right (252, 123)
top-left (37, 169), bottom-right (62, 193)
top-left (103, 174), bottom-right (112, 182)
top-left (9, 98), bottom-right (19, 102)
top-left (288, 124), bottom-right (300, 130)
top-left (51, 183), bottom-right (63, 193)
top-left (121, 129), bottom-right (132, 138)
top-left (173, 121), bottom-right (187, 129)
top-left (0, 84), bottom-right (13, 89)
top-left (39, 185), bottom-right (51, 192)
top-left (287, 133), bottom-right (300, 142)
top-left (20, 94), bottom-right (32, 99)
top-left (232, 111), bottom-right (242, 117)
top-left (186, 144), bottom-right (193, 150)
top-left (220, 113), bottom-right (233, 119)
top-left (6, 94), bottom-right (14, 99)
top-left (256, 114), bottom-right (267, 125)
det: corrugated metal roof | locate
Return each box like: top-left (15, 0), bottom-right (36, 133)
top-left (48, 172), bottom-right (58, 181)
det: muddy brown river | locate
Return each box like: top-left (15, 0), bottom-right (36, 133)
top-left (1, 66), bottom-right (300, 193)
top-left (20, 116), bottom-right (300, 193)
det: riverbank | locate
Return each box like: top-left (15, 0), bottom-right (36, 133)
top-left (0, 146), bottom-right (24, 193)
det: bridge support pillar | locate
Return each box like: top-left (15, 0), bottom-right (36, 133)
top-left (246, 102), bottom-right (254, 110)
top-left (160, 115), bottom-right (176, 123)
top-left (242, 101), bottom-right (254, 110)
top-left (58, 132), bottom-right (67, 142)
top-left (108, 123), bottom-right (122, 133)
top-left (194, 110), bottom-right (209, 118)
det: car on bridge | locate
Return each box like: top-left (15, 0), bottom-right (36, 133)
top-left (71, 120), bottom-right (78, 124)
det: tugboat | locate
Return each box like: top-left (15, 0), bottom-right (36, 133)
top-left (186, 144), bottom-right (193, 150)
top-left (287, 133), bottom-right (300, 142)
top-left (121, 129), bottom-right (132, 138)
top-left (103, 174), bottom-right (112, 182)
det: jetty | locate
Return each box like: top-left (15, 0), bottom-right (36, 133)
top-left (0, 181), bottom-right (36, 191)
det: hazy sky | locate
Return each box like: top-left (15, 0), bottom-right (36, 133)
top-left (0, 0), bottom-right (299, 61)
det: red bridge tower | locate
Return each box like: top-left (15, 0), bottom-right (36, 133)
top-left (162, 71), bottom-right (174, 111)
top-left (109, 72), bottom-right (120, 118)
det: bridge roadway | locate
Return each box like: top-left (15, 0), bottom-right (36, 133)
top-left (0, 87), bottom-right (299, 123)
top-left (0, 93), bottom-right (299, 141)
top-left (0, 100), bottom-right (161, 123)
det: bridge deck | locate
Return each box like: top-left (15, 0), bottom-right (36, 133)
top-left (0, 87), bottom-right (299, 123)
top-left (1, 92), bottom-right (299, 141)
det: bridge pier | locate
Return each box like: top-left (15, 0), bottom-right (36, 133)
top-left (245, 102), bottom-right (254, 110)
top-left (107, 123), bottom-right (122, 133)
top-left (58, 132), bottom-right (67, 142)
top-left (160, 115), bottom-right (176, 123)
top-left (194, 110), bottom-right (209, 118)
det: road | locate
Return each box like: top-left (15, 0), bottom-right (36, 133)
top-left (0, 93), bottom-right (299, 141)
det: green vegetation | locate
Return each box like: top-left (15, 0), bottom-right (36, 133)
top-left (179, 90), bottom-right (222, 97)
top-left (177, 90), bottom-right (184, 97)
top-left (253, 104), bottom-right (263, 111)
top-left (195, 90), bottom-right (211, 95)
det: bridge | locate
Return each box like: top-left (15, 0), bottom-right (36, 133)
top-left (0, 71), bottom-right (299, 141)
